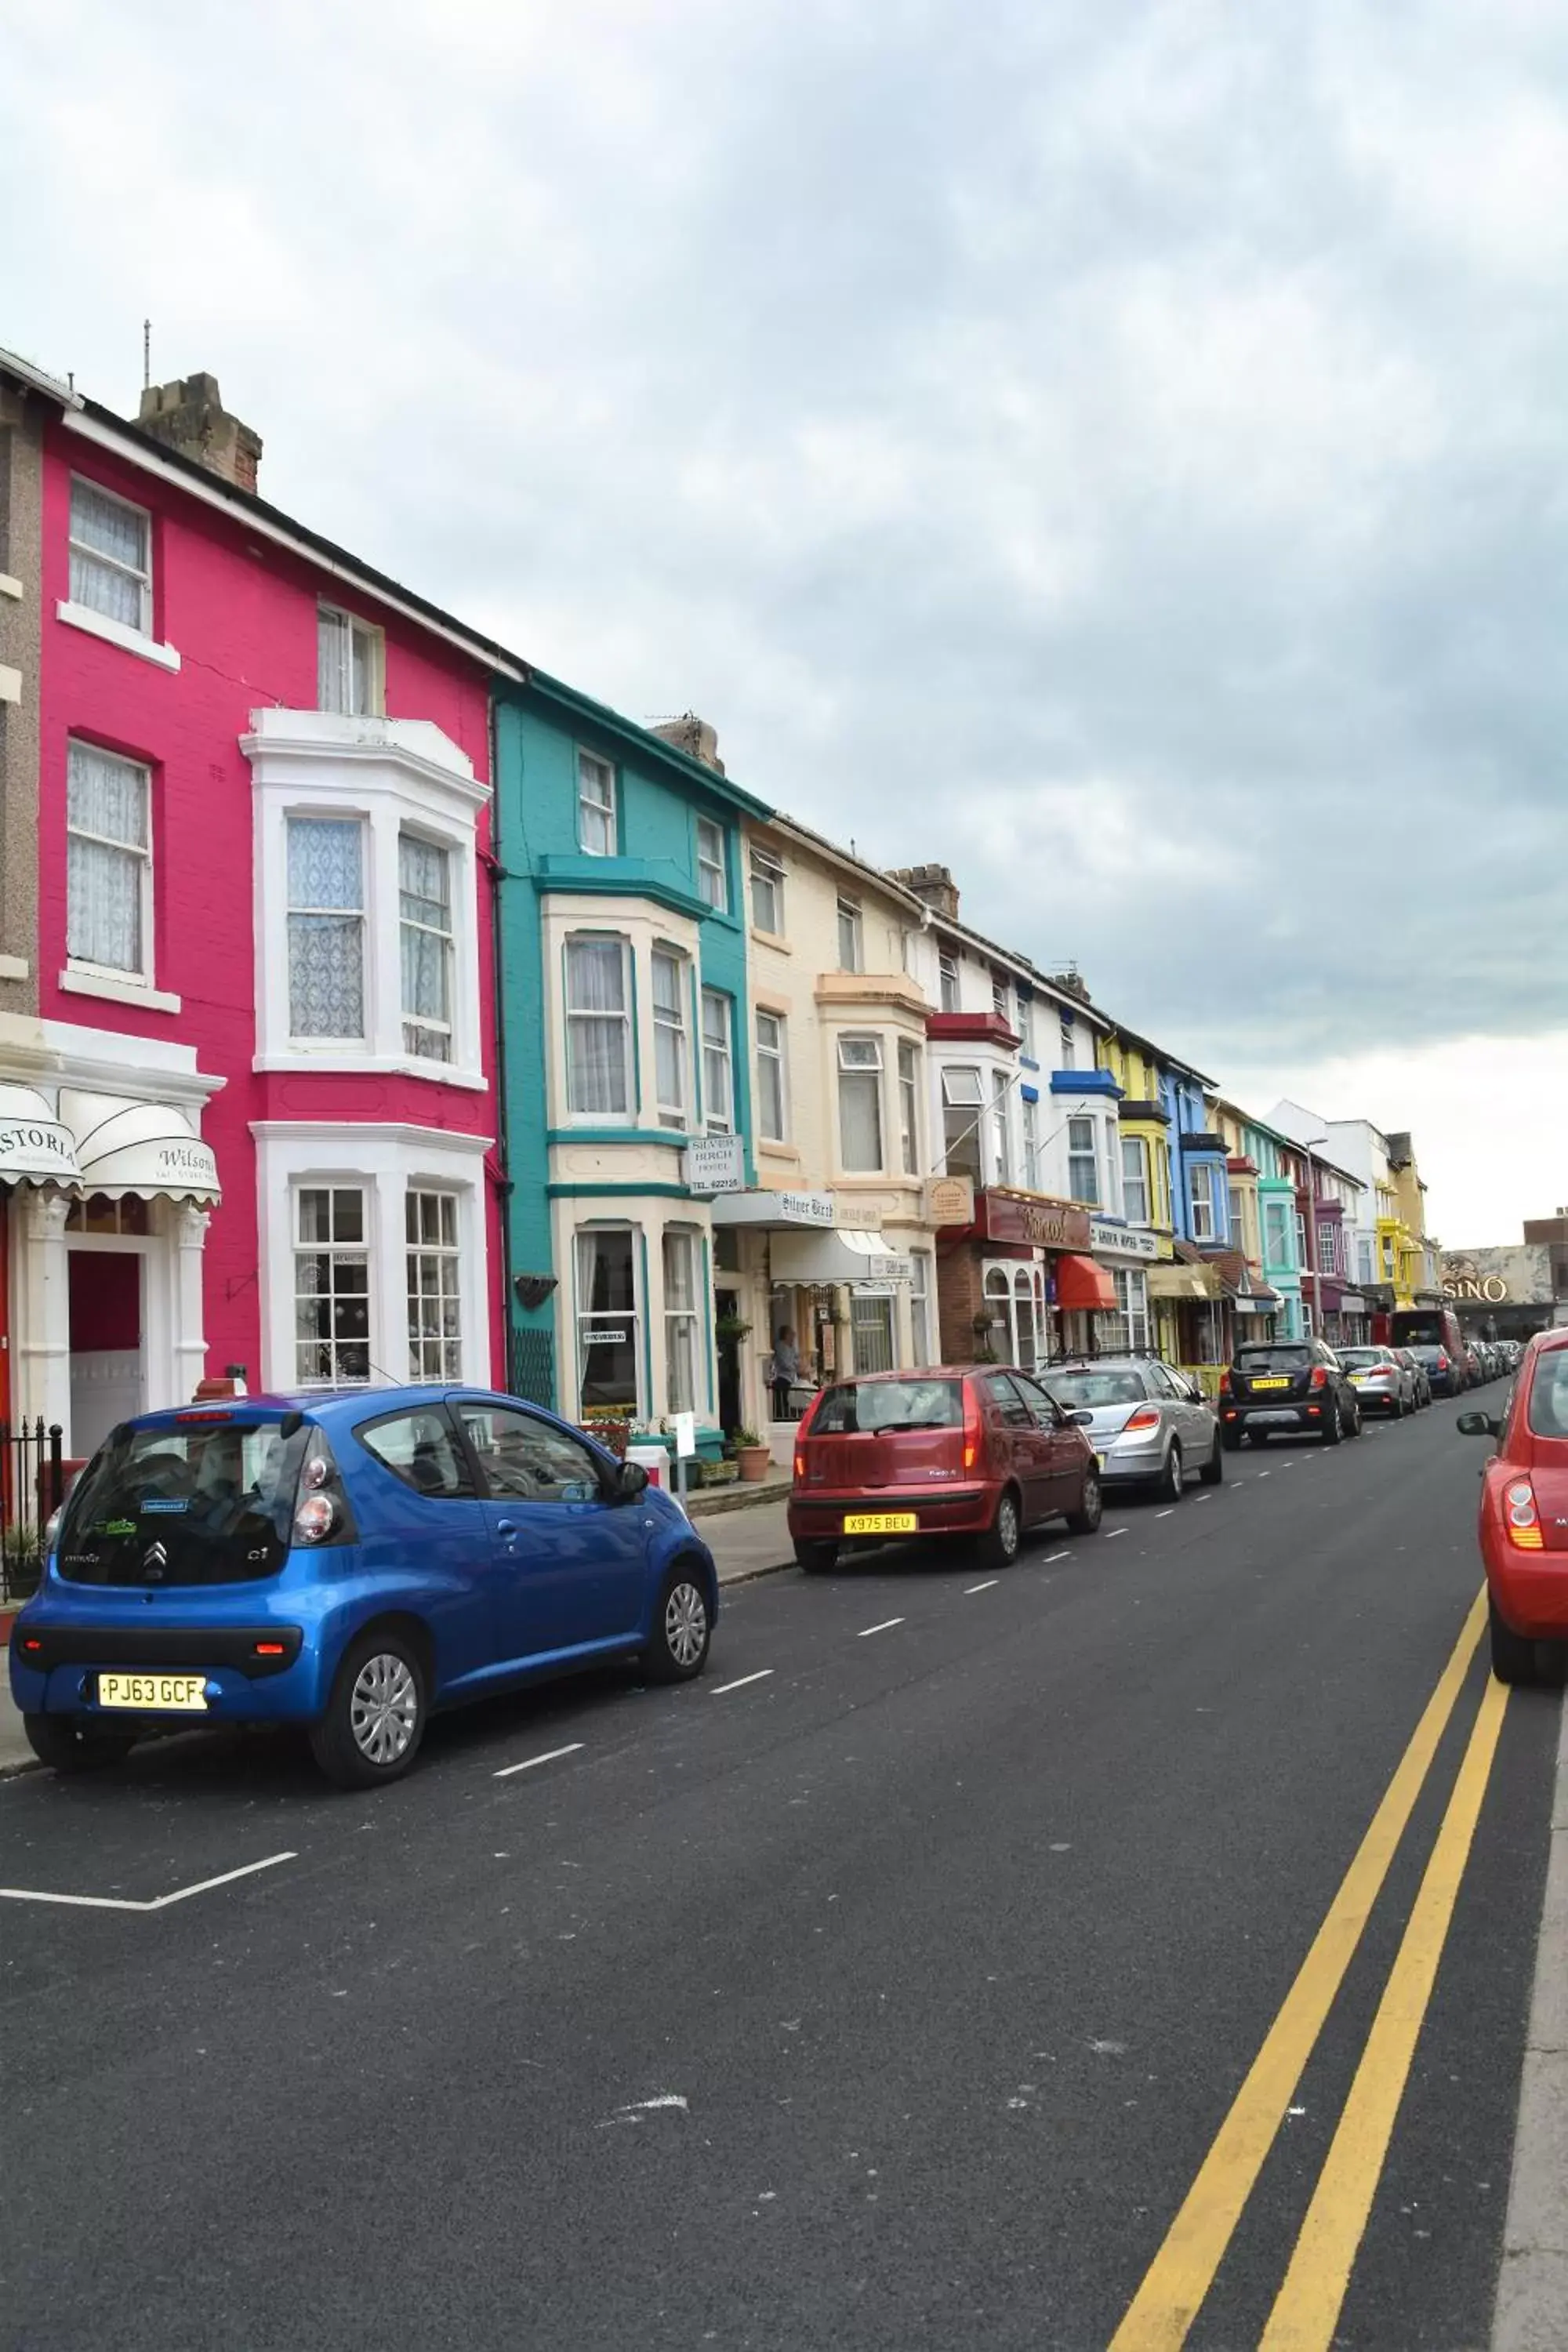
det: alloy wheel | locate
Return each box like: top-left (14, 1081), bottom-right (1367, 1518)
top-left (996, 1494), bottom-right (1021, 1559)
top-left (664, 1581), bottom-right (708, 1668)
top-left (349, 1653), bottom-right (419, 1766)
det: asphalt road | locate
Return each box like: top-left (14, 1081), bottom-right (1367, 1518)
top-left (1, 1399), bottom-right (1559, 2352)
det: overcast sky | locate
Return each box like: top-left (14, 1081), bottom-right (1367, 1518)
top-left (5, 0), bottom-right (1565, 1241)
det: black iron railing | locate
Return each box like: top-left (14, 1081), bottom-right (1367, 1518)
top-left (1, 1420), bottom-right (64, 1605)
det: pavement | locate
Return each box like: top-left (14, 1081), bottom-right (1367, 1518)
top-left (0, 1402), bottom-right (1563, 2350)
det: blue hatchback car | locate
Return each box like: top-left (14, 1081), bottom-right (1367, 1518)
top-left (8, 1386), bottom-right (718, 1788)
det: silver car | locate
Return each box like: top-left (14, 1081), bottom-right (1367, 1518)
top-left (1043, 1356), bottom-right (1225, 1502)
top-left (1338, 1345), bottom-right (1417, 1418)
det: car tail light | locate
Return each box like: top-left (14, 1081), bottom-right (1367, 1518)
top-left (963, 1382), bottom-right (983, 1471)
top-left (1504, 1479), bottom-right (1544, 1551)
top-left (1218, 1374), bottom-right (1232, 1399)
top-left (291, 1432), bottom-right (355, 1548)
top-left (1436, 1353), bottom-right (1449, 1370)
top-left (1124, 1406), bottom-right (1161, 1433)
top-left (1310, 1366), bottom-right (1328, 1390)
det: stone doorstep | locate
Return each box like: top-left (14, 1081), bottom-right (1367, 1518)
top-left (685, 1475), bottom-right (792, 1520)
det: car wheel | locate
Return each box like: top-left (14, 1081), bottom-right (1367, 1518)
top-left (978, 1486), bottom-right (1023, 1569)
top-left (1157, 1444), bottom-right (1183, 1503)
top-left (309, 1630), bottom-right (426, 1790)
top-left (1488, 1592), bottom-right (1538, 1687)
top-left (644, 1565), bottom-right (713, 1682)
top-left (1347, 1403), bottom-right (1363, 1437)
top-left (793, 1539), bottom-right (838, 1574)
top-left (1200, 1432), bottom-right (1225, 1486)
top-left (1065, 1469), bottom-right (1102, 1536)
top-left (23, 1713), bottom-right (139, 1774)
top-left (1323, 1400), bottom-right (1343, 1446)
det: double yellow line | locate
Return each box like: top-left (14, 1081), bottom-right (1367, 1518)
top-left (1111, 1584), bottom-right (1507, 2351)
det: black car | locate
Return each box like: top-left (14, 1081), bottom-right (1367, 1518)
top-left (1219, 1340), bottom-right (1365, 1448)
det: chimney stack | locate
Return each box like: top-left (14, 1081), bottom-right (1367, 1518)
top-left (651, 713), bottom-right (725, 774)
top-left (888, 862), bottom-right (960, 921)
top-left (138, 372), bottom-right (262, 493)
top-left (1047, 964), bottom-right (1092, 1004)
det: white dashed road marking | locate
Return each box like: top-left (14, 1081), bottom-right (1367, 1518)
top-left (858, 1618), bottom-right (906, 1638)
top-left (0, 1851), bottom-right (297, 1913)
top-left (1044, 1551), bottom-right (1071, 1563)
top-left (710, 1670), bottom-right (775, 1696)
top-left (494, 1741), bottom-right (585, 1780)
top-left (1156, 1508), bottom-right (1175, 1519)
top-left (1104, 1529), bottom-right (1128, 1541)
top-left (964, 1579), bottom-right (1000, 1595)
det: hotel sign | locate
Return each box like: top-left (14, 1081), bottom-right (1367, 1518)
top-left (1090, 1218), bottom-right (1160, 1262)
top-left (973, 1189), bottom-right (1092, 1251)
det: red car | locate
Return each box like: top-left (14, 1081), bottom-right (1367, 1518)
top-left (1460, 1330), bottom-right (1568, 1683)
top-left (789, 1366), bottom-right (1102, 1574)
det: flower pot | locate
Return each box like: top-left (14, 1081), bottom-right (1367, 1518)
top-left (737, 1444), bottom-right (772, 1483)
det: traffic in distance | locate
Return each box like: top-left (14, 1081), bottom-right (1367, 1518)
top-left (1, 1327), bottom-right (1534, 1787)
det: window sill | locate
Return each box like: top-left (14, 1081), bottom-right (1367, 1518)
top-left (60, 967), bottom-right (182, 1014)
top-left (757, 1140), bottom-right (800, 1163)
top-left (750, 926), bottom-right (791, 953)
top-left (56, 600), bottom-right (181, 672)
top-left (252, 1051), bottom-right (486, 1091)
top-left (0, 954), bottom-right (28, 980)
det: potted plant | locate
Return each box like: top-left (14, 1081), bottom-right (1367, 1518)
top-left (732, 1426), bottom-right (772, 1483)
top-left (714, 1312), bottom-right (753, 1346)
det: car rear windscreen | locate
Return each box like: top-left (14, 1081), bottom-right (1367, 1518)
top-left (1392, 1312), bottom-right (1447, 1348)
top-left (1338, 1350), bottom-right (1384, 1368)
top-left (56, 1415), bottom-right (306, 1586)
top-left (809, 1379), bottom-right (964, 1435)
top-left (1236, 1346), bottom-right (1311, 1372)
top-left (1047, 1370), bottom-right (1148, 1409)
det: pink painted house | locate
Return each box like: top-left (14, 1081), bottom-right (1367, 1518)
top-left (0, 363), bottom-right (518, 1459)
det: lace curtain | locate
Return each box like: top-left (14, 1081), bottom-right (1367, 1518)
top-left (288, 818), bottom-right (365, 1039)
top-left (67, 742), bottom-right (146, 972)
top-left (69, 482), bottom-right (147, 629)
top-left (565, 939), bottom-right (629, 1113)
top-left (399, 835), bottom-right (452, 1058)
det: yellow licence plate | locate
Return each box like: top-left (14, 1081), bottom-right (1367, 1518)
top-left (97, 1672), bottom-right (208, 1712)
top-left (843, 1512), bottom-right (918, 1536)
top-left (1250, 1377), bottom-right (1290, 1391)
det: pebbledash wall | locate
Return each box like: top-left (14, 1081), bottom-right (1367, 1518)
top-left (6, 387), bottom-right (512, 1455)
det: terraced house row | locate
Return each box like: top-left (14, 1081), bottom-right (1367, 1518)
top-left (0, 351), bottom-right (1446, 1475)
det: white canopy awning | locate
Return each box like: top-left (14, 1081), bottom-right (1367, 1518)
top-left (60, 1090), bottom-right (220, 1204)
top-left (0, 1083), bottom-right (82, 1186)
top-left (771, 1228), bottom-right (913, 1287)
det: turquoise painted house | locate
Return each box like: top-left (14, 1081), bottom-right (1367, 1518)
top-left (492, 681), bottom-right (771, 1446)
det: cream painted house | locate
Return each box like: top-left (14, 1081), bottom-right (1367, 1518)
top-left (720, 819), bottom-right (938, 1445)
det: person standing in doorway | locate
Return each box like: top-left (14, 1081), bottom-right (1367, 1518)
top-left (771, 1325), bottom-right (800, 1421)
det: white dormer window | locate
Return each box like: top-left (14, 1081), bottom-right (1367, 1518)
top-left (318, 604), bottom-right (383, 715)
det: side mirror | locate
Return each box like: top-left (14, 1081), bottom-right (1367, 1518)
top-left (1455, 1411), bottom-right (1501, 1439)
top-left (1069, 1409), bottom-right (1095, 1428)
top-left (616, 1458), bottom-right (650, 1501)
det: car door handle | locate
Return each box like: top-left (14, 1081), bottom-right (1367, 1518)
top-left (495, 1519), bottom-right (518, 1538)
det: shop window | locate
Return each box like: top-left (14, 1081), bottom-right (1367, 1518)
top-left (662, 1229), bottom-right (701, 1414)
top-left (287, 816), bottom-right (365, 1040)
top-left (652, 949), bottom-right (690, 1129)
top-left (837, 1036), bottom-right (884, 1173)
top-left (318, 604), bottom-right (383, 717)
top-left (69, 478), bottom-right (151, 637)
top-left (295, 1187), bottom-right (371, 1385)
top-left (577, 751), bottom-right (617, 856)
top-left (575, 1228), bottom-right (639, 1415)
top-left (696, 817), bottom-right (728, 912)
top-left (564, 937), bottom-right (632, 1116)
top-left (67, 740), bottom-right (153, 982)
top-left (755, 1009), bottom-right (788, 1142)
top-left (399, 833), bottom-right (454, 1062)
top-left (702, 990), bottom-right (734, 1132)
top-left (406, 1189), bottom-right (462, 1381)
top-left (750, 843), bottom-right (785, 933)
top-left (837, 895), bottom-right (863, 974)
top-left (1068, 1116), bottom-right (1098, 1205)
top-left (851, 1292), bottom-right (895, 1375)
top-left (942, 1065), bottom-right (985, 1184)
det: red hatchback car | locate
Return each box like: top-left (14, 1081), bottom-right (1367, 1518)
top-left (789, 1366), bottom-right (1102, 1574)
top-left (1460, 1330), bottom-right (1568, 1682)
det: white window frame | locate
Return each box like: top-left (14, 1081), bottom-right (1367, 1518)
top-left (577, 750), bottom-right (617, 857)
top-left (990, 1069), bottom-right (1011, 1185)
top-left (405, 1187), bottom-right (463, 1381)
top-left (398, 829), bottom-right (454, 1062)
top-left (245, 708), bottom-right (488, 1087)
top-left (565, 934), bottom-right (634, 1120)
top-left (909, 1250), bottom-right (932, 1367)
top-left (942, 1063), bottom-right (985, 1183)
top-left (898, 1039), bottom-right (920, 1177)
top-left (1059, 1017), bottom-right (1076, 1069)
top-left (837, 1034), bottom-right (884, 1174)
top-left (702, 988), bottom-right (734, 1133)
top-left (662, 1225), bottom-right (702, 1416)
top-left (991, 971), bottom-right (1009, 1020)
top-left (1017, 993), bottom-right (1035, 1057)
top-left (837, 895), bottom-right (864, 973)
top-left (696, 817), bottom-right (728, 912)
top-left (756, 1008), bottom-right (789, 1142)
top-left (750, 843), bottom-right (785, 934)
top-left (318, 603), bottom-right (383, 717)
top-left (65, 739), bottom-right (154, 986)
top-left (1121, 1134), bottom-right (1150, 1225)
top-left (68, 477), bottom-right (151, 637)
top-left (575, 1221), bottom-right (641, 1419)
top-left (292, 1183), bottom-right (372, 1387)
top-left (1022, 1091), bottom-right (1040, 1187)
top-left (1190, 1160), bottom-right (1217, 1241)
top-left (938, 950), bottom-right (960, 1013)
top-left (1068, 1116), bottom-right (1098, 1205)
top-left (652, 947), bottom-right (690, 1130)
top-left (286, 814), bottom-right (368, 1044)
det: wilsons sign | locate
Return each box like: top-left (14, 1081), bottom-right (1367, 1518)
top-left (1440, 1246), bottom-right (1552, 1307)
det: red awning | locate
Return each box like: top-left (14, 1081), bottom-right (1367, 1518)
top-left (1054, 1254), bottom-right (1119, 1312)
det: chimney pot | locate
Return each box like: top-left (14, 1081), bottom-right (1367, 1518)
top-left (888, 862), bottom-right (960, 920)
top-left (137, 372), bottom-right (262, 492)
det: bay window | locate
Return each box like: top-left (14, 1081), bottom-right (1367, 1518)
top-left (287, 817), bottom-right (365, 1039)
top-left (399, 833), bottom-right (453, 1061)
top-left (67, 739), bottom-right (152, 980)
top-left (662, 1229), bottom-right (702, 1414)
top-left (702, 989), bottom-right (734, 1131)
top-left (564, 936), bottom-right (632, 1115)
top-left (1022, 1092), bottom-right (1040, 1187)
top-left (990, 1070), bottom-right (1012, 1184)
top-left (406, 1189), bottom-right (462, 1380)
top-left (652, 949), bottom-right (690, 1128)
top-left (1068, 1116), bottom-right (1098, 1204)
top-left (898, 1040), bottom-right (920, 1176)
top-left (1121, 1135), bottom-right (1150, 1225)
top-left (942, 1065), bottom-right (985, 1183)
top-left (837, 1036), bottom-right (884, 1172)
top-left (576, 1227), bottom-right (639, 1414)
top-left (295, 1187), bottom-right (371, 1385)
top-left (1189, 1161), bottom-right (1218, 1240)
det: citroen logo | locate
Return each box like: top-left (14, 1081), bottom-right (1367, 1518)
top-left (142, 1542), bottom-right (167, 1582)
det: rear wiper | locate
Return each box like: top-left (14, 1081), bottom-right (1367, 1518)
top-left (877, 1418), bottom-right (955, 1432)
